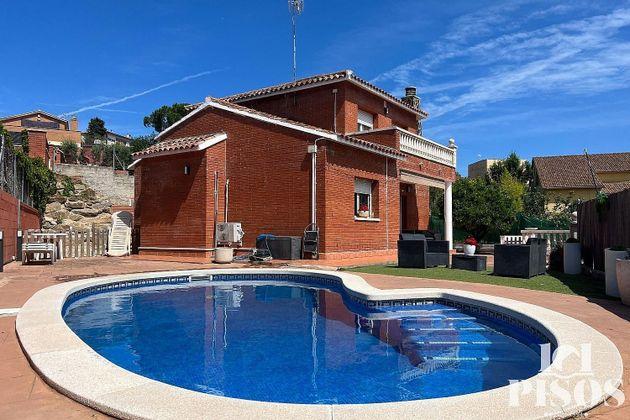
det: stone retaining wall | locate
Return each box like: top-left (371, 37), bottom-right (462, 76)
top-left (53, 164), bottom-right (133, 206)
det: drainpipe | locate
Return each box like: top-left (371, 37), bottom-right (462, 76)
top-left (332, 89), bottom-right (338, 133)
top-left (308, 138), bottom-right (327, 227)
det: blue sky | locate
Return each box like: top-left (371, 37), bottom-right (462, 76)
top-left (2, 0), bottom-right (629, 174)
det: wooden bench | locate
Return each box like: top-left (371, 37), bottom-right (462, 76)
top-left (22, 242), bottom-right (56, 264)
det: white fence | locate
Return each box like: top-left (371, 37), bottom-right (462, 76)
top-left (500, 229), bottom-right (572, 253)
top-left (24, 228), bottom-right (109, 259)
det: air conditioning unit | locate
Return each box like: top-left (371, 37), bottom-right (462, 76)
top-left (215, 222), bottom-right (244, 246)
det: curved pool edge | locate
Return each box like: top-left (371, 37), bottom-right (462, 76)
top-left (16, 268), bottom-right (623, 420)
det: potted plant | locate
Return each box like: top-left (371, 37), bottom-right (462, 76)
top-left (605, 246), bottom-right (628, 297)
top-left (357, 203), bottom-right (370, 218)
top-left (463, 236), bottom-right (477, 256)
top-left (616, 255), bottom-right (630, 306)
top-left (563, 237), bottom-right (581, 275)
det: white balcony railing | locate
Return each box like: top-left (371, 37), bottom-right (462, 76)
top-left (399, 129), bottom-right (456, 167)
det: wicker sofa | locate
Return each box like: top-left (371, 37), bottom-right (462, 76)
top-left (493, 237), bottom-right (547, 278)
top-left (397, 233), bottom-right (450, 268)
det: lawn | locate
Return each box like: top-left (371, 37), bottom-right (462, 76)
top-left (344, 265), bottom-right (608, 298)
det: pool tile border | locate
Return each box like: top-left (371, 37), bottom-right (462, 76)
top-left (16, 268), bottom-right (624, 420)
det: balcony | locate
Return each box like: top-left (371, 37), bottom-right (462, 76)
top-left (398, 129), bottom-right (456, 167)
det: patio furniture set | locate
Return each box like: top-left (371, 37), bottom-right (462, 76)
top-left (397, 233), bottom-right (548, 278)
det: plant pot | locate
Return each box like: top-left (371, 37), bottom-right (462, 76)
top-left (605, 248), bottom-right (628, 297)
top-left (563, 242), bottom-right (581, 275)
top-left (463, 244), bottom-right (476, 256)
top-left (214, 247), bottom-right (234, 264)
top-left (357, 211), bottom-right (370, 218)
top-left (617, 259), bottom-right (630, 306)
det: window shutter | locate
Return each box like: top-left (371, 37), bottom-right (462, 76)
top-left (354, 178), bottom-right (372, 194)
top-left (357, 109), bottom-right (374, 128)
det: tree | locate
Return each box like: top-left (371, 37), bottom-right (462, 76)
top-left (453, 177), bottom-right (520, 240)
top-left (498, 172), bottom-right (525, 213)
top-left (487, 152), bottom-right (532, 184)
top-left (130, 134), bottom-right (156, 153)
top-left (86, 117), bottom-right (107, 140)
top-left (143, 103), bottom-right (190, 133)
top-left (100, 143), bottom-right (132, 170)
top-left (60, 140), bottom-right (79, 163)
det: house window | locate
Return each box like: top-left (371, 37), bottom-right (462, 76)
top-left (357, 109), bottom-right (374, 132)
top-left (354, 178), bottom-right (374, 218)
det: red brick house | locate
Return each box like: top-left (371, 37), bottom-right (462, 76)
top-left (0, 110), bottom-right (82, 167)
top-left (132, 70), bottom-right (457, 261)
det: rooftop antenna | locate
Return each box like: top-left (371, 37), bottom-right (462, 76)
top-left (288, 0), bottom-right (304, 80)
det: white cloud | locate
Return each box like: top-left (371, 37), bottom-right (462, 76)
top-left (374, 5), bottom-right (630, 119)
top-left (60, 69), bottom-right (223, 116)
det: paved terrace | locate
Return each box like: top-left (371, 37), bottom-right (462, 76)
top-left (0, 256), bottom-right (627, 419)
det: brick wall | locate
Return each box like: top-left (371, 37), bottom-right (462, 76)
top-left (135, 150), bottom-right (214, 259)
top-left (0, 190), bottom-right (40, 264)
top-left (27, 130), bottom-right (48, 163)
top-left (342, 84), bottom-right (419, 134)
top-left (320, 142), bottom-right (399, 257)
top-left (237, 83), bottom-right (342, 132)
top-left (136, 105), bottom-right (454, 260)
top-left (352, 128), bottom-right (399, 149)
top-left (157, 107), bottom-right (314, 252)
top-left (238, 81), bottom-right (420, 135)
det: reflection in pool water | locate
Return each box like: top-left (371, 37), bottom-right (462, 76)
top-left (63, 280), bottom-right (546, 404)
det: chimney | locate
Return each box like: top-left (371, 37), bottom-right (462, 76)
top-left (70, 115), bottom-right (78, 132)
top-left (401, 86), bottom-right (420, 110)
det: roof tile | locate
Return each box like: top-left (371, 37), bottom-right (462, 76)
top-left (533, 152), bottom-right (630, 190)
top-left (133, 133), bottom-right (221, 158)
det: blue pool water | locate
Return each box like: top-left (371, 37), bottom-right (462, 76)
top-left (63, 278), bottom-right (546, 404)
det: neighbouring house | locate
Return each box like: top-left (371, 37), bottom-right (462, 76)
top-left (468, 158), bottom-right (527, 179)
top-left (81, 130), bottom-right (132, 164)
top-left (0, 110), bottom-right (82, 167)
top-left (533, 152), bottom-right (630, 209)
top-left (468, 159), bottom-right (502, 179)
top-left (131, 69), bottom-right (457, 261)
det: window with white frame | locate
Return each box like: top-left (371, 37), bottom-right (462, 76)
top-left (354, 178), bottom-right (374, 218)
top-left (357, 109), bottom-right (374, 132)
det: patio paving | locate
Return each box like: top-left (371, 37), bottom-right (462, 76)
top-left (0, 256), bottom-right (627, 419)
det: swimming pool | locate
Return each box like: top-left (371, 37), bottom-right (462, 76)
top-left (17, 269), bottom-right (623, 419)
top-left (62, 276), bottom-right (545, 404)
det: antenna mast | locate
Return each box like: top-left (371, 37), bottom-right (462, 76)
top-left (288, 0), bottom-right (304, 80)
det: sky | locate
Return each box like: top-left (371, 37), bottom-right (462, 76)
top-left (2, 0), bottom-right (629, 174)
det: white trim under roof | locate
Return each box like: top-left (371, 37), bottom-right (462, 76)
top-left (204, 99), bottom-right (337, 140)
top-left (170, 98), bottom-right (404, 160)
top-left (154, 102), bottom-right (211, 140)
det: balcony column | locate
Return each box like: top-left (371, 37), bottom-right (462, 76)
top-left (444, 180), bottom-right (453, 250)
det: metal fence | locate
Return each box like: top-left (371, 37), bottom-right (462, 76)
top-left (0, 133), bottom-right (34, 207)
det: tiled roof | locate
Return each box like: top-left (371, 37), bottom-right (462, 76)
top-left (220, 70), bottom-right (428, 117)
top-left (603, 181), bottom-right (630, 195)
top-left (132, 133), bottom-right (225, 159)
top-left (203, 97), bottom-right (406, 159)
top-left (533, 152), bottom-right (630, 190)
top-left (0, 109), bottom-right (68, 124)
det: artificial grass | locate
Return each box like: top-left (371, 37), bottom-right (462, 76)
top-left (343, 265), bottom-right (608, 299)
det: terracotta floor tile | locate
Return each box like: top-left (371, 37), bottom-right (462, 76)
top-left (0, 257), bottom-right (627, 418)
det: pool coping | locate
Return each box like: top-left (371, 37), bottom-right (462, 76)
top-left (16, 268), bottom-right (623, 419)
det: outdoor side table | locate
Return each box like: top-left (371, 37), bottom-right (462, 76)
top-left (451, 254), bottom-right (487, 271)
